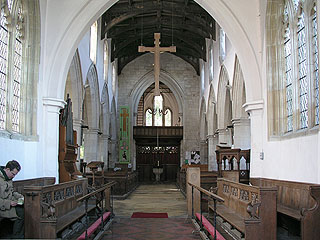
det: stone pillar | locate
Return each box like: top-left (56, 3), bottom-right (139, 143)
top-left (218, 128), bottom-right (232, 147)
top-left (232, 118), bottom-right (251, 149)
top-left (207, 134), bottom-right (218, 171)
top-left (244, 100), bottom-right (264, 177)
top-left (200, 140), bottom-right (208, 164)
top-left (100, 134), bottom-right (109, 170)
top-left (109, 139), bottom-right (117, 168)
top-left (84, 128), bottom-right (99, 163)
top-left (42, 98), bottom-right (65, 182)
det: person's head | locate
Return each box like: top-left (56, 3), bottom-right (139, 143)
top-left (4, 160), bottom-right (21, 179)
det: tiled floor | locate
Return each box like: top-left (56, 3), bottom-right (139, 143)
top-left (103, 218), bottom-right (199, 240)
top-left (103, 183), bottom-right (199, 239)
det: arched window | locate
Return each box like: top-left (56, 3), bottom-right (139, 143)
top-left (312, 4), bottom-right (319, 125)
top-left (0, 0), bottom-right (39, 136)
top-left (164, 108), bottom-right (172, 126)
top-left (145, 109), bottom-right (152, 126)
top-left (0, 6), bottom-right (9, 130)
top-left (219, 29), bottom-right (226, 63)
top-left (154, 95), bottom-right (163, 126)
top-left (90, 21), bottom-right (98, 64)
top-left (209, 43), bottom-right (214, 81)
top-left (103, 40), bottom-right (109, 82)
top-left (144, 94), bottom-right (173, 126)
top-left (280, 0), bottom-right (319, 134)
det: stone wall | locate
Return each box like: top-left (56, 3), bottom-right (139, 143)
top-left (118, 53), bottom-right (200, 166)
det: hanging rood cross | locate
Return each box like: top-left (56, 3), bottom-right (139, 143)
top-left (138, 33), bottom-right (176, 96)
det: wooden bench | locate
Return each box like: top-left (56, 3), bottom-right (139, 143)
top-left (251, 178), bottom-right (320, 239)
top-left (0, 177), bottom-right (56, 238)
top-left (209, 178), bottom-right (277, 240)
top-left (23, 178), bottom-right (96, 239)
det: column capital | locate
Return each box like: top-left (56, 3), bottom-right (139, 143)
top-left (43, 97), bottom-right (66, 113)
top-left (243, 100), bottom-right (264, 114)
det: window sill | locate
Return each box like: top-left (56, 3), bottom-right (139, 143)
top-left (0, 130), bottom-right (39, 141)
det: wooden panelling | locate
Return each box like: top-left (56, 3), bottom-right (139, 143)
top-left (251, 177), bottom-right (320, 239)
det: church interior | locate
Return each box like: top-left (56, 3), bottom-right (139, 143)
top-left (1, 0), bottom-right (320, 239)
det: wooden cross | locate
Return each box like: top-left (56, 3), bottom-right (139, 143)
top-left (138, 33), bottom-right (176, 96)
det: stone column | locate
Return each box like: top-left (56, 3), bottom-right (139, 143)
top-left (244, 100), bottom-right (264, 177)
top-left (218, 128), bottom-right (232, 147)
top-left (207, 134), bottom-right (218, 171)
top-left (84, 128), bottom-right (99, 163)
top-left (42, 97), bottom-right (65, 182)
top-left (232, 118), bottom-right (251, 149)
top-left (100, 134), bottom-right (109, 170)
top-left (200, 140), bottom-right (208, 164)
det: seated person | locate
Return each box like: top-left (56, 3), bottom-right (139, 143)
top-left (0, 160), bottom-right (24, 238)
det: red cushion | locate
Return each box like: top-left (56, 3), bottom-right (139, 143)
top-left (196, 213), bottom-right (225, 240)
top-left (77, 212), bottom-right (111, 240)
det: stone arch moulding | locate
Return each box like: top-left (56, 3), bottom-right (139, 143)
top-left (66, 49), bottom-right (84, 121)
top-left (45, 0), bottom-right (261, 104)
top-left (207, 83), bottom-right (217, 135)
top-left (232, 55), bottom-right (247, 120)
top-left (130, 70), bottom-right (185, 122)
top-left (101, 83), bottom-right (110, 135)
top-left (217, 65), bottom-right (231, 129)
top-left (199, 96), bottom-right (208, 141)
top-left (84, 63), bottom-right (100, 129)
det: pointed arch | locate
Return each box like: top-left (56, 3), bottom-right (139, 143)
top-left (65, 50), bottom-right (83, 121)
top-left (217, 65), bottom-right (232, 129)
top-left (207, 83), bottom-right (217, 135)
top-left (101, 83), bottom-right (110, 135)
top-left (84, 63), bottom-right (100, 129)
top-left (232, 56), bottom-right (247, 120)
top-left (199, 97), bottom-right (207, 141)
top-left (130, 70), bottom-right (184, 125)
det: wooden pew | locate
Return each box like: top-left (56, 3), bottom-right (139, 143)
top-left (209, 178), bottom-right (277, 240)
top-left (251, 178), bottom-right (320, 239)
top-left (0, 177), bottom-right (56, 238)
top-left (104, 165), bottom-right (138, 199)
top-left (23, 178), bottom-right (96, 239)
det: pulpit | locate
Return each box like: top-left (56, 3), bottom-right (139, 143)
top-left (153, 167), bottom-right (163, 182)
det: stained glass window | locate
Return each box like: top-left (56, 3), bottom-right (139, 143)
top-left (146, 109), bottom-right (152, 126)
top-left (292, 0), bottom-right (300, 12)
top-left (297, 12), bottom-right (308, 129)
top-left (312, 5), bottom-right (319, 125)
top-left (164, 109), bottom-right (172, 126)
top-left (8, 0), bottom-right (13, 13)
top-left (0, 8), bottom-right (8, 130)
top-left (154, 95), bottom-right (163, 126)
top-left (12, 4), bottom-right (23, 132)
top-left (284, 24), bottom-right (293, 132)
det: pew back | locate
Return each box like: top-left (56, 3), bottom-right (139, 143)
top-left (24, 178), bottom-right (89, 239)
top-left (217, 178), bottom-right (260, 219)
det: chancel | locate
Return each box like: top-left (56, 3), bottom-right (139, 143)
top-left (1, 0), bottom-right (320, 239)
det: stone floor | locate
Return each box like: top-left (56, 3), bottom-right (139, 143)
top-left (112, 183), bottom-right (188, 218)
top-left (102, 183), bottom-right (199, 239)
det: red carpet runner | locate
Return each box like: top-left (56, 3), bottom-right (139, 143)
top-left (131, 212), bottom-right (168, 218)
